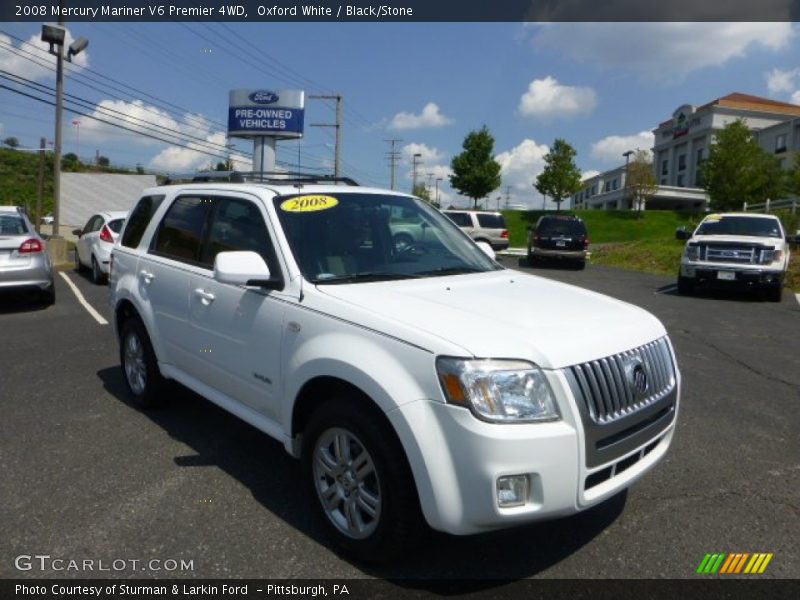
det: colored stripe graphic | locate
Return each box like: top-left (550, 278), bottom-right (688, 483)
top-left (698, 552), bottom-right (773, 575)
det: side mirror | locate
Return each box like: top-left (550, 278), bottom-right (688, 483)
top-left (476, 241), bottom-right (496, 260)
top-left (213, 251), bottom-right (280, 289)
top-left (675, 226), bottom-right (690, 241)
top-left (72, 228), bottom-right (82, 237)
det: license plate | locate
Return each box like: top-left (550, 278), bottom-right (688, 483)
top-left (556, 241), bottom-right (566, 247)
top-left (717, 271), bottom-right (736, 281)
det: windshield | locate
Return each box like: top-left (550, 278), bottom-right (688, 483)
top-left (695, 216), bottom-right (782, 238)
top-left (274, 193), bottom-right (502, 284)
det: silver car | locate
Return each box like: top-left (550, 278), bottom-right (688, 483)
top-left (73, 210), bottom-right (127, 283)
top-left (442, 210), bottom-right (509, 250)
top-left (0, 206), bottom-right (55, 305)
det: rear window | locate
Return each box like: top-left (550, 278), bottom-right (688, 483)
top-left (0, 214), bottom-right (28, 235)
top-left (107, 219), bottom-right (125, 233)
top-left (476, 214), bottom-right (506, 229)
top-left (537, 218), bottom-right (586, 236)
top-left (121, 195), bottom-right (164, 248)
top-left (444, 212), bottom-right (472, 227)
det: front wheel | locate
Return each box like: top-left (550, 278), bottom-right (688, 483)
top-left (119, 318), bottom-right (166, 408)
top-left (677, 275), bottom-right (695, 295)
top-left (304, 398), bottom-right (423, 562)
top-left (766, 282), bottom-right (783, 303)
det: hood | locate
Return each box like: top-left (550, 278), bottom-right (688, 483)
top-left (315, 271), bottom-right (666, 370)
top-left (690, 234), bottom-right (784, 248)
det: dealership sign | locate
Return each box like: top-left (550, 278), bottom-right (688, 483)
top-left (228, 89), bottom-right (305, 138)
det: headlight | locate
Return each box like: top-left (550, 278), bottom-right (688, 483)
top-left (436, 358), bottom-right (560, 423)
top-left (684, 245), bottom-right (700, 261)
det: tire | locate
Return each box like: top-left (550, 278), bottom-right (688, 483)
top-left (119, 318), bottom-right (166, 408)
top-left (677, 275), bottom-right (695, 295)
top-left (74, 248), bottom-right (82, 272)
top-left (91, 256), bottom-right (104, 284)
top-left (303, 397), bottom-right (423, 563)
top-left (575, 259), bottom-right (586, 270)
top-left (527, 248), bottom-right (538, 267)
top-left (40, 283), bottom-right (55, 306)
top-left (766, 282), bottom-right (783, 303)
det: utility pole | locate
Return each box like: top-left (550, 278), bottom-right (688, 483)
top-left (384, 138), bottom-right (402, 190)
top-left (310, 94), bottom-right (342, 177)
top-left (35, 137), bottom-right (46, 234)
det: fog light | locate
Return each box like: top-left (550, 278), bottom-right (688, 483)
top-left (497, 475), bottom-right (529, 508)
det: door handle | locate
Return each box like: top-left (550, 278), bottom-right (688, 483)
top-left (139, 270), bottom-right (154, 284)
top-left (193, 288), bottom-right (215, 304)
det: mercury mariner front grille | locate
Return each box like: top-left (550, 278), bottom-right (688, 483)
top-left (567, 337), bottom-right (676, 424)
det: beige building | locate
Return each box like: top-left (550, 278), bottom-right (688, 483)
top-left (573, 93), bottom-right (800, 211)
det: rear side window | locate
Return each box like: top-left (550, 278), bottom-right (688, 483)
top-left (152, 196), bottom-right (213, 264)
top-left (0, 215), bottom-right (28, 235)
top-left (445, 212), bottom-right (472, 227)
top-left (122, 195), bottom-right (165, 248)
top-left (476, 214), bottom-right (506, 229)
top-left (107, 219), bottom-right (124, 233)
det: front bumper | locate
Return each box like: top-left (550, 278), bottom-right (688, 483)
top-left (680, 262), bottom-right (784, 286)
top-left (388, 368), bottom-right (678, 535)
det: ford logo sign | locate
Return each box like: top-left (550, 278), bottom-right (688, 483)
top-left (249, 90), bottom-right (279, 104)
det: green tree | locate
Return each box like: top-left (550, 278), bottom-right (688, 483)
top-left (701, 119), bottom-right (786, 210)
top-left (412, 183), bottom-right (432, 203)
top-left (3, 137), bottom-right (19, 149)
top-left (786, 153), bottom-right (800, 198)
top-left (449, 125), bottom-right (502, 209)
top-left (97, 155), bottom-right (110, 167)
top-left (535, 139), bottom-right (582, 212)
top-left (626, 149), bottom-right (657, 218)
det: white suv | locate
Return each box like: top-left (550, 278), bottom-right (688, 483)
top-left (110, 177), bottom-right (680, 561)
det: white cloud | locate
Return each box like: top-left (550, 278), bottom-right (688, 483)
top-left (529, 23), bottom-right (793, 78)
top-left (518, 77), bottom-right (597, 119)
top-left (390, 102), bottom-right (453, 130)
top-left (581, 169), bottom-right (600, 181)
top-left (793, 90), bottom-right (800, 105)
top-left (0, 30), bottom-right (89, 82)
top-left (80, 100), bottom-right (191, 143)
top-left (148, 131), bottom-right (230, 172)
top-left (765, 67), bottom-right (800, 94)
top-left (590, 131), bottom-right (655, 164)
top-left (401, 142), bottom-right (446, 165)
top-left (494, 138), bottom-right (550, 205)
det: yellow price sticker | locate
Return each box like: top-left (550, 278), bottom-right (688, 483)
top-left (280, 195), bottom-right (339, 212)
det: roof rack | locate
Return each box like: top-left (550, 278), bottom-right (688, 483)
top-left (161, 170), bottom-right (360, 187)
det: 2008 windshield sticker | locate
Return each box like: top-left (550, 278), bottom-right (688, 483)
top-left (280, 195), bottom-right (339, 212)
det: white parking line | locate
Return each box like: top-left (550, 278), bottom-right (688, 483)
top-left (58, 272), bottom-right (109, 325)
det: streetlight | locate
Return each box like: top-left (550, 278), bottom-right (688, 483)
top-left (435, 177), bottom-right (442, 206)
top-left (42, 19), bottom-right (88, 237)
top-left (72, 120), bottom-right (80, 160)
top-left (411, 153), bottom-right (422, 193)
top-left (623, 150), bottom-right (634, 210)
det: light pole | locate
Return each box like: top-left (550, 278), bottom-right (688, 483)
top-left (435, 177), bottom-right (442, 206)
top-left (42, 20), bottom-right (88, 238)
top-left (72, 120), bottom-right (80, 160)
top-left (411, 153), bottom-right (422, 193)
top-left (623, 149), bottom-right (634, 210)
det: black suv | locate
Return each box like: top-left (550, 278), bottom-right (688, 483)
top-left (527, 215), bottom-right (589, 269)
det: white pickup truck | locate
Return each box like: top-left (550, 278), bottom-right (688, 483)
top-left (676, 212), bottom-right (793, 302)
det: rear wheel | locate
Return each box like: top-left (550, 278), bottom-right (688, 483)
top-left (40, 283), bottom-right (55, 306)
top-left (677, 275), bottom-right (695, 295)
top-left (91, 256), bottom-right (104, 284)
top-left (74, 248), bottom-right (82, 272)
top-left (304, 397), bottom-right (422, 562)
top-left (575, 259), bottom-right (586, 270)
top-left (119, 318), bottom-right (166, 408)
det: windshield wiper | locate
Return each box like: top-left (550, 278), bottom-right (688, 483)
top-left (314, 271), bottom-right (422, 284)
top-left (416, 266), bottom-right (486, 277)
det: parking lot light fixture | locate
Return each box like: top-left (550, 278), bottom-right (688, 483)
top-left (41, 20), bottom-right (88, 238)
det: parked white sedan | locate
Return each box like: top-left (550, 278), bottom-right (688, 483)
top-left (73, 210), bottom-right (127, 283)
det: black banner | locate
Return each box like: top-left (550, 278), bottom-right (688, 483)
top-left (3, 0), bottom-right (800, 22)
top-left (4, 579), bottom-right (800, 600)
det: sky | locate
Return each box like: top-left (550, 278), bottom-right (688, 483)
top-left (1, 21), bottom-right (799, 209)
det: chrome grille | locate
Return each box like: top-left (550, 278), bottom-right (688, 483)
top-left (568, 337), bottom-right (676, 424)
top-left (704, 245), bottom-right (756, 264)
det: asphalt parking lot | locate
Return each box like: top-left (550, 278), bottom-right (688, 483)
top-left (1, 258), bottom-right (798, 583)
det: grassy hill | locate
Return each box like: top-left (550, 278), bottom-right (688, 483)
top-left (0, 147), bottom-right (55, 217)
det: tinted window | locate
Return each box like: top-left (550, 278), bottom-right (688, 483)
top-left (445, 212), bottom-right (472, 227)
top-left (0, 215), bottom-right (27, 235)
top-left (152, 196), bottom-right (212, 264)
top-left (200, 198), bottom-right (278, 273)
top-left (107, 219), bottom-right (124, 234)
top-left (537, 218), bottom-right (586, 236)
top-left (83, 215), bottom-right (102, 235)
top-left (122, 195), bottom-right (165, 248)
top-left (476, 214), bottom-right (506, 229)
